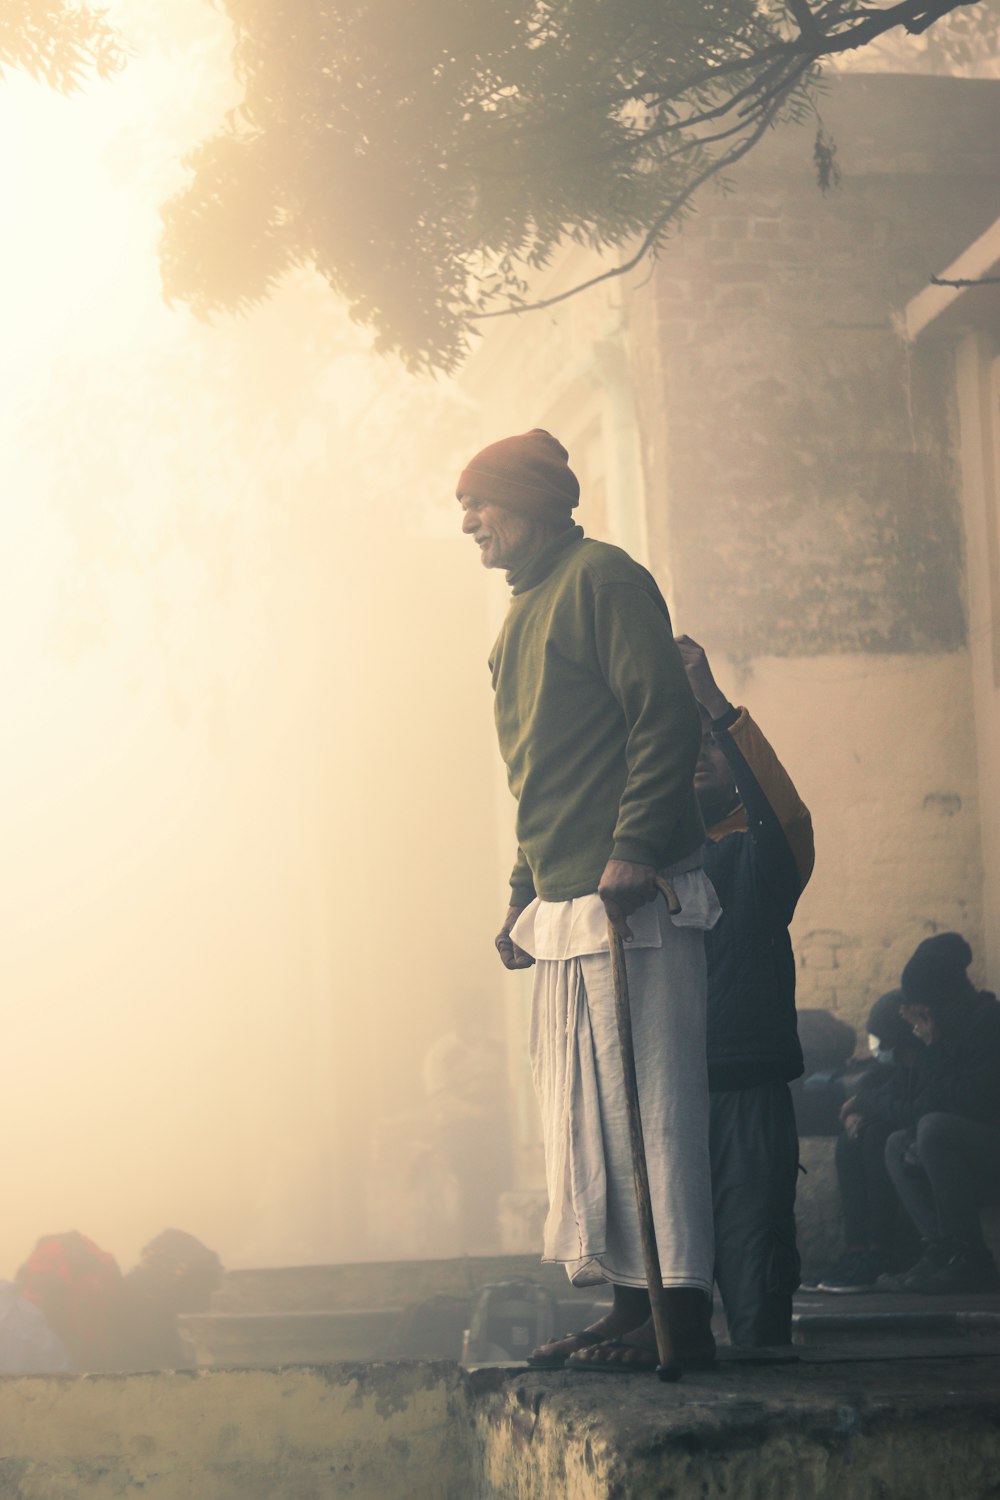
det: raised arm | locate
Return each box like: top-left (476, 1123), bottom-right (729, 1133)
top-left (677, 634), bottom-right (814, 915)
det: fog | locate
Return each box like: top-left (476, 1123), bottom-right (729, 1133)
top-left (0, 0), bottom-right (512, 1274)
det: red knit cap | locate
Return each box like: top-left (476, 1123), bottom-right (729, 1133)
top-left (456, 429), bottom-right (580, 514)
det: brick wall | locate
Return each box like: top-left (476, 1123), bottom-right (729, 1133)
top-left (629, 78), bottom-right (1000, 661)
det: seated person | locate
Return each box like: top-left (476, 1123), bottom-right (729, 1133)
top-left (810, 990), bottom-right (921, 1292)
top-left (876, 933), bottom-right (1000, 1294)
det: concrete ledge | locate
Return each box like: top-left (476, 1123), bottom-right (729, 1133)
top-left (472, 1353), bottom-right (1000, 1500)
top-left (0, 1362), bottom-right (476, 1500)
top-left (2, 1346), bottom-right (999, 1499)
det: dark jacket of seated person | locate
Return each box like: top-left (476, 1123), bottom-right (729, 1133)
top-left (858, 963), bottom-right (1000, 1132)
top-left (875, 933), bottom-right (1000, 1294)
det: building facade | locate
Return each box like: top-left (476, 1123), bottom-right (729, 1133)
top-left (460, 74), bottom-right (1000, 1221)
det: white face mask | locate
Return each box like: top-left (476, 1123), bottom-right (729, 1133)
top-left (868, 1033), bottom-right (894, 1064)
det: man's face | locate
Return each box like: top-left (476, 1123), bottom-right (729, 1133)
top-left (899, 1001), bottom-right (936, 1045)
top-left (694, 727), bottom-right (736, 830)
top-left (459, 493), bottom-right (544, 570)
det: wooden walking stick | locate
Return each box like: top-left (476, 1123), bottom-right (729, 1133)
top-left (607, 874), bottom-right (684, 1382)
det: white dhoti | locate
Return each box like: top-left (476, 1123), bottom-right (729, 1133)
top-left (511, 860), bottom-right (719, 1294)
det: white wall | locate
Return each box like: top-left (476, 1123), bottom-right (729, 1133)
top-left (955, 334), bottom-right (1000, 991)
top-left (702, 650), bottom-right (985, 1029)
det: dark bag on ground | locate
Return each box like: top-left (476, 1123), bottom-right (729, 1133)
top-left (792, 1009), bottom-right (860, 1137)
top-left (798, 1009), bottom-right (857, 1073)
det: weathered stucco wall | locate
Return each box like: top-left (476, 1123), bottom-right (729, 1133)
top-left (4, 1358), bottom-right (1000, 1500)
top-left (473, 1364), bottom-right (1000, 1500)
top-left (0, 1363), bottom-right (475, 1500)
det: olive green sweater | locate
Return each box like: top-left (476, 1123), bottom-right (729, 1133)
top-left (490, 527), bottom-right (704, 904)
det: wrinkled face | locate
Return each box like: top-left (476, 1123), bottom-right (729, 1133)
top-left (694, 727), bottom-right (736, 829)
top-left (459, 493), bottom-right (545, 570)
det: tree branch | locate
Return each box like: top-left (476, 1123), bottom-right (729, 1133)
top-left (470, 94), bottom-right (789, 324)
top-left (818, 0), bottom-right (966, 51)
top-left (161, 0), bottom-right (984, 367)
top-left (787, 0), bottom-right (826, 46)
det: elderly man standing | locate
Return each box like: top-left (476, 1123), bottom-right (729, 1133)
top-left (458, 428), bottom-right (719, 1371)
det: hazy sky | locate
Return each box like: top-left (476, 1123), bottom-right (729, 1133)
top-left (0, 0), bottom-right (512, 1274)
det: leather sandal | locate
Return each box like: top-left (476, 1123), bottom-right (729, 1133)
top-left (567, 1337), bottom-right (716, 1374)
top-left (525, 1329), bottom-right (608, 1369)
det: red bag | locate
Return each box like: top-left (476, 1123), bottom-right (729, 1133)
top-left (16, 1231), bottom-right (123, 1370)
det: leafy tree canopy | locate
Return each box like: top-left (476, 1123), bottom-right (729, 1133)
top-left (1, 1), bottom-right (123, 90)
top-left (160, 0), bottom-right (995, 372)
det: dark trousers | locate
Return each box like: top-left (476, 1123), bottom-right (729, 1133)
top-left (885, 1112), bottom-right (1000, 1251)
top-left (836, 1118), bottom-right (920, 1262)
top-left (710, 1081), bottom-right (800, 1347)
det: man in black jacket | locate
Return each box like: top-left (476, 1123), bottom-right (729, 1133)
top-left (677, 637), bottom-right (815, 1346)
top-left (875, 933), bottom-right (1000, 1294)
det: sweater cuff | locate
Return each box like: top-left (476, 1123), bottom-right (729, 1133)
top-left (711, 702), bottom-right (741, 733)
top-left (610, 838), bottom-right (658, 868)
top-left (510, 883), bottom-right (536, 908)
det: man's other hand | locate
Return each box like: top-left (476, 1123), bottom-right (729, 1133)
top-left (598, 859), bottom-right (657, 941)
top-left (675, 634), bottom-right (730, 721)
top-left (495, 906), bottom-right (534, 970)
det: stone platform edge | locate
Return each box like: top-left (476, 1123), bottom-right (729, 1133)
top-left (1, 1352), bottom-right (999, 1499)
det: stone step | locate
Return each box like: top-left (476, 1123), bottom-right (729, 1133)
top-left (178, 1309), bottom-right (404, 1367)
top-left (793, 1300), bottom-right (1000, 1345)
top-left (212, 1254), bottom-right (575, 1314)
top-left (180, 1293), bottom-right (613, 1368)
